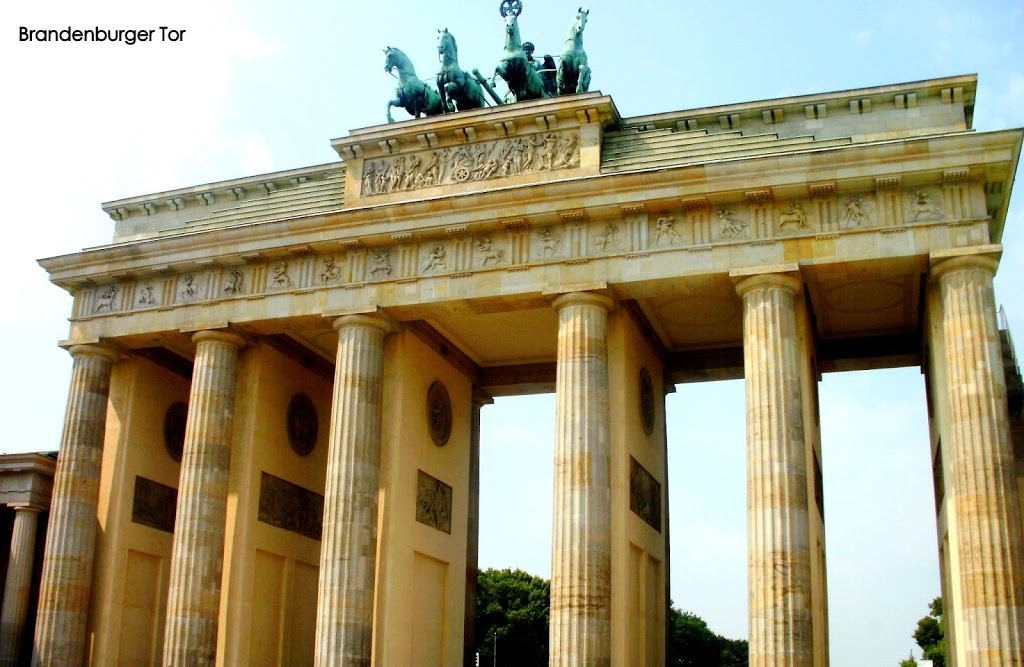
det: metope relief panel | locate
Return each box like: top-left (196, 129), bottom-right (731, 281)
top-left (177, 271), bottom-right (211, 304)
top-left (774, 201), bottom-right (817, 236)
top-left (132, 476), bottom-right (178, 534)
top-left (474, 235), bottom-right (507, 268)
top-left (905, 187), bottom-right (945, 223)
top-left (258, 472), bottom-right (324, 541)
top-left (629, 457), bottom-right (661, 533)
top-left (416, 469), bottom-right (453, 534)
top-left (360, 131), bottom-right (580, 197)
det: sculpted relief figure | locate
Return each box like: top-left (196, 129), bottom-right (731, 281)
top-left (370, 249), bottom-right (392, 278)
top-left (778, 202), bottom-right (809, 232)
top-left (271, 262), bottom-right (293, 289)
top-left (423, 245), bottom-right (448, 273)
top-left (656, 216), bottom-right (682, 245)
top-left (224, 270), bottom-right (245, 295)
top-left (137, 284), bottom-right (156, 306)
top-left (910, 190), bottom-right (943, 221)
top-left (180, 274), bottom-right (201, 301)
top-left (477, 237), bottom-right (506, 266)
top-left (538, 226), bottom-right (561, 256)
top-left (320, 256), bottom-right (343, 284)
top-left (95, 284), bottom-right (119, 313)
top-left (594, 222), bottom-right (620, 251)
top-left (717, 209), bottom-right (748, 239)
top-left (360, 132), bottom-right (579, 197)
top-left (841, 195), bottom-right (870, 228)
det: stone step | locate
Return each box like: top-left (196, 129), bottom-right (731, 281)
top-left (603, 131), bottom-right (777, 159)
top-left (602, 137), bottom-right (853, 173)
top-left (602, 134), bottom-right (818, 167)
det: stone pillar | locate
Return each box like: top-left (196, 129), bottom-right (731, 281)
top-left (33, 343), bottom-right (118, 667)
top-left (465, 389), bottom-right (492, 667)
top-left (934, 255), bottom-right (1024, 665)
top-left (162, 330), bottom-right (245, 666)
top-left (315, 314), bottom-right (393, 667)
top-left (550, 291), bottom-right (613, 667)
top-left (1, 507), bottom-right (41, 666)
top-left (736, 273), bottom-right (813, 667)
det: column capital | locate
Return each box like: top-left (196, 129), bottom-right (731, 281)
top-left (734, 272), bottom-right (802, 299)
top-left (332, 312), bottom-right (398, 335)
top-left (931, 254), bottom-right (1000, 281)
top-left (191, 329), bottom-right (246, 348)
top-left (551, 291), bottom-right (614, 312)
top-left (8, 505), bottom-right (43, 516)
top-left (66, 342), bottom-right (120, 364)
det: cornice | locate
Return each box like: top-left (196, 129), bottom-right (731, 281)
top-left (38, 128), bottom-right (1022, 290)
top-left (624, 73), bottom-right (978, 131)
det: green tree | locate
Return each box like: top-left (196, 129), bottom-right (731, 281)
top-left (899, 651), bottom-right (917, 667)
top-left (668, 602), bottom-right (748, 667)
top-left (910, 597), bottom-right (945, 667)
top-left (475, 568), bottom-right (550, 666)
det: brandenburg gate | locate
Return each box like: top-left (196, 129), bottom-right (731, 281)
top-left (21, 70), bottom-right (1024, 666)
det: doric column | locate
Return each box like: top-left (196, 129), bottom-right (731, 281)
top-left (1, 507), bottom-right (41, 666)
top-left (934, 255), bottom-right (1024, 665)
top-left (736, 273), bottom-right (812, 667)
top-left (162, 330), bottom-right (245, 666)
top-left (550, 291), bottom-right (613, 667)
top-left (33, 343), bottom-right (118, 667)
top-left (315, 314), bottom-right (393, 667)
top-left (465, 388), bottom-right (492, 667)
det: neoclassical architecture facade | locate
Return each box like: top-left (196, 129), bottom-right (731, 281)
top-left (17, 74), bottom-right (1024, 665)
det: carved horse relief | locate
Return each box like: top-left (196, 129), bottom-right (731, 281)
top-left (384, 46), bottom-right (444, 123)
top-left (558, 7), bottom-right (591, 96)
top-left (437, 29), bottom-right (488, 113)
top-left (492, 0), bottom-right (550, 102)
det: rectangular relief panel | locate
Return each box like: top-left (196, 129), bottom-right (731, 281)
top-left (118, 550), bottom-right (165, 665)
top-left (416, 469), bottom-right (453, 534)
top-left (131, 476), bottom-right (177, 534)
top-left (258, 472), bottom-right (324, 541)
top-left (629, 457), bottom-right (662, 532)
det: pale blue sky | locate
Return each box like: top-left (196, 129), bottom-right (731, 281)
top-left (3, 1), bottom-right (1023, 665)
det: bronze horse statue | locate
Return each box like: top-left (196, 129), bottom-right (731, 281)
top-left (491, 0), bottom-right (549, 102)
top-left (384, 46), bottom-right (444, 123)
top-left (558, 7), bottom-right (591, 96)
top-left (437, 28), bottom-right (487, 113)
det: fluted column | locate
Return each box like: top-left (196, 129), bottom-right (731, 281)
top-left (934, 255), bottom-right (1024, 665)
top-left (1, 507), bottom-right (41, 666)
top-left (315, 314), bottom-right (393, 667)
top-left (550, 291), bottom-right (613, 667)
top-left (33, 343), bottom-right (118, 667)
top-left (162, 330), bottom-right (245, 666)
top-left (465, 389), bottom-right (492, 667)
top-left (736, 273), bottom-right (812, 667)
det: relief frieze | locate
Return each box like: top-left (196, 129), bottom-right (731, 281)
top-left (79, 184), bottom-right (966, 320)
top-left (360, 131), bottom-right (580, 197)
top-left (416, 469), bottom-right (453, 534)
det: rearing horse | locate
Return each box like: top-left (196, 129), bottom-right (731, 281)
top-left (558, 8), bottom-right (591, 96)
top-left (492, 4), bottom-right (548, 103)
top-left (437, 29), bottom-right (487, 113)
top-left (384, 46), bottom-right (443, 123)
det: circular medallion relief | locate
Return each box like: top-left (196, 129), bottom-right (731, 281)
top-left (426, 381), bottom-right (453, 447)
top-left (639, 368), bottom-right (655, 436)
top-left (287, 393), bottom-right (318, 456)
top-left (163, 402), bottom-right (188, 463)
